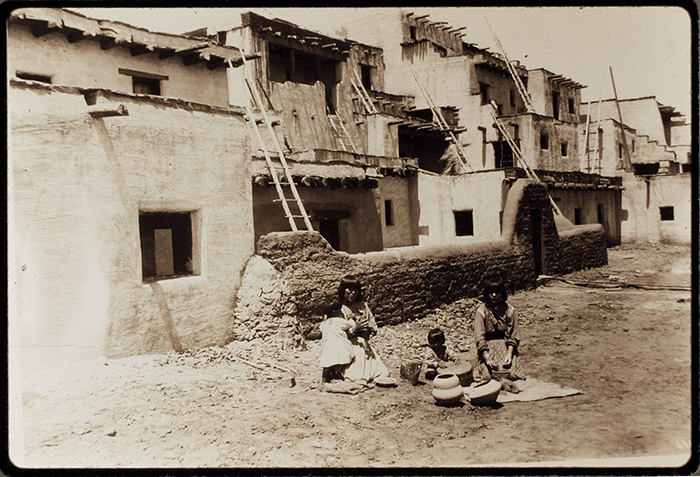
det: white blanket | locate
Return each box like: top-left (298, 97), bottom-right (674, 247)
top-left (497, 378), bottom-right (582, 403)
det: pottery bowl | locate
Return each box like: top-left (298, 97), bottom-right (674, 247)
top-left (374, 377), bottom-right (397, 387)
top-left (464, 379), bottom-right (501, 406)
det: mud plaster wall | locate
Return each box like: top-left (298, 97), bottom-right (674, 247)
top-left (527, 116), bottom-right (580, 171)
top-left (252, 186), bottom-right (384, 253)
top-left (10, 84), bottom-right (253, 373)
top-left (620, 172), bottom-right (691, 244)
top-left (377, 176), bottom-right (419, 248)
top-left (254, 180), bottom-right (606, 334)
top-left (417, 170), bottom-right (506, 246)
top-left (8, 23), bottom-right (230, 109)
top-left (548, 188), bottom-right (622, 246)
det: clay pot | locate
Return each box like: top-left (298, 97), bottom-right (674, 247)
top-left (432, 373), bottom-right (463, 406)
top-left (464, 379), bottom-right (502, 406)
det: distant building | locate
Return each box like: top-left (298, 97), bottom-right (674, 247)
top-left (580, 96), bottom-right (691, 244)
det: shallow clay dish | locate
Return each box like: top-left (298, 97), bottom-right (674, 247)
top-left (374, 377), bottom-right (397, 387)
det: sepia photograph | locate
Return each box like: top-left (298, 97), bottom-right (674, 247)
top-left (6, 5), bottom-right (695, 472)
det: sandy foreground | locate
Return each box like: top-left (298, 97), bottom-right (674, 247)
top-left (7, 244), bottom-right (693, 470)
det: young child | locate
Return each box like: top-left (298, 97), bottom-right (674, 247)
top-left (424, 327), bottom-right (461, 380)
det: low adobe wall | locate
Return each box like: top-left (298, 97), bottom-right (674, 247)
top-left (253, 180), bottom-right (607, 334)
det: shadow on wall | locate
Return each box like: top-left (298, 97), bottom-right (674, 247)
top-left (251, 179), bottom-right (607, 336)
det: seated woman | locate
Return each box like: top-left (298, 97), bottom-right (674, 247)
top-left (473, 277), bottom-right (524, 391)
top-left (320, 274), bottom-right (389, 386)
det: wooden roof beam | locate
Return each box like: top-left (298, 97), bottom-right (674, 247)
top-left (158, 43), bottom-right (207, 59)
top-left (67, 30), bottom-right (88, 43)
top-left (130, 44), bottom-right (155, 56)
top-left (31, 20), bottom-right (60, 38)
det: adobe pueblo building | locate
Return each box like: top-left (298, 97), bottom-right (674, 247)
top-left (7, 8), bottom-right (690, 373)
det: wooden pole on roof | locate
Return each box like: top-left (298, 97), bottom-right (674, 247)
top-left (583, 100), bottom-right (592, 173)
top-left (609, 66), bottom-right (633, 171)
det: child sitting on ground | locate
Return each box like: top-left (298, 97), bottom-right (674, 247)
top-left (424, 327), bottom-right (461, 380)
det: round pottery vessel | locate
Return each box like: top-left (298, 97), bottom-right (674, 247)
top-left (432, 373), bottom-right (463, 406)
top-left (444, 362), bottom-right (474, 387)
top-left (464, 379), bottom-right (502, 406)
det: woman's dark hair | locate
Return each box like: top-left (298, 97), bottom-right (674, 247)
top-left (428, 327), bottom-right (445, 345)
top-left (482, 278), bottom-right (508, 302)
top-left (338, 274), bottom-right (363, 302)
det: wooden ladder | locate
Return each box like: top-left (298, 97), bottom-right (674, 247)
top-left (489, 106), bottom-right (562, 216)
top-left (327, 112), bottom-right (358, 153)
top-left (408, 64), bottom-right (473, 173)
top-left (227, 57), bottom-right (313, 232)
top-left (350, 68), bottom-right (378, 114)
top-left (485, 17), bottom-right (535, 114)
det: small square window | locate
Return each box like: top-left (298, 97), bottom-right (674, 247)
top-left (659, 206), bottom-right (674, 221)
top-left (454, 210), bottom-right (474, 236)
top-left (384, 200), bottom-right (394, 226)
top-left (561, 142), bottom-right (568, 157)
top-left (540, 133), bottom-right (549, 150)
top-left (133, 76), bottom-right (161, 95)
top-left (16, 71), bottom-right (52, 83)
top-left (140, 212), bottom-right (195, 281)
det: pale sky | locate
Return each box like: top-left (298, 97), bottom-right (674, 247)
top-left (68, 7), bottom-right (693, 119)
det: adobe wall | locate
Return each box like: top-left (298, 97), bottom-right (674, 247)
top-left (254, 180), bottom-right (607, 334)
top-left (621, 172), bottom-right (692, 244)
top-left (8, 22), bottom-right (230, 109)
top-left (253, 185), bottom-right (384, 254)
top-left (417, 170), bottom-right (507, 245)
top-left (9, 83), bottom-right (253, 373)
top-left (377, 176), bottom-right (419, 249)
top-left (549, 188), bottom-right (623, 246)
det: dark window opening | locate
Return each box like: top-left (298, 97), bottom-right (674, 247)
top-left (140, 212), bottom-right (194, 282)
top-left (494, 140), bottom-right (515, 169)
top-left (618, 143), bottom-right (623, 159)
top-left (597, 204), bottom-right (605, 225)
top-left (552, 91), bottom-right (560, 119)
top-left (360, 64), bottom-right (372, 91)
top-left (631, 140), bottom-right (635, 152)
top-left (132, 76), bottom-right (161, 95)
top-left (384, 200), bottom-right (394, 226)
top-left (682, 163), bottom-right (692, 173)
top-left (496, 103), bottom-right (503, 115)
top-left (409, 26), bottom-right (417, 41)
top-left (568, 98), bottom-right (575, 114)
top-left (268, 42), bottom-right (339, 112)
top-left (561, 142), bottom-right (568, 157)
top-left (634, 163), bottom-right (660, 175)
top-left (540, 133), bottom-right (549, 150)
top-left (454, 210), bottom-right (474, 236)
top-left (16, 71), bottom-right (52, 83)
top-left (574, 207), bottom-right (583, 225)
top-left (479, 82), bottom-right (490, 105)
top-left (659, 206), bottom-right (674, 221)
top-left (509, 89), bottom-right (516, 107)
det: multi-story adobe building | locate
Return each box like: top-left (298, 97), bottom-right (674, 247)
top-left (8, 7), bottom-right (611, 372)
top-left (8, 7), bottom-right (257, 370)
top-left (334, 9), bottom-right (624, 246)
top-left (580, 96), bottom-right (692, 244)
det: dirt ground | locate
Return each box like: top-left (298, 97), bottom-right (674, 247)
top-left (9, 244), bottom-right (693, 470)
